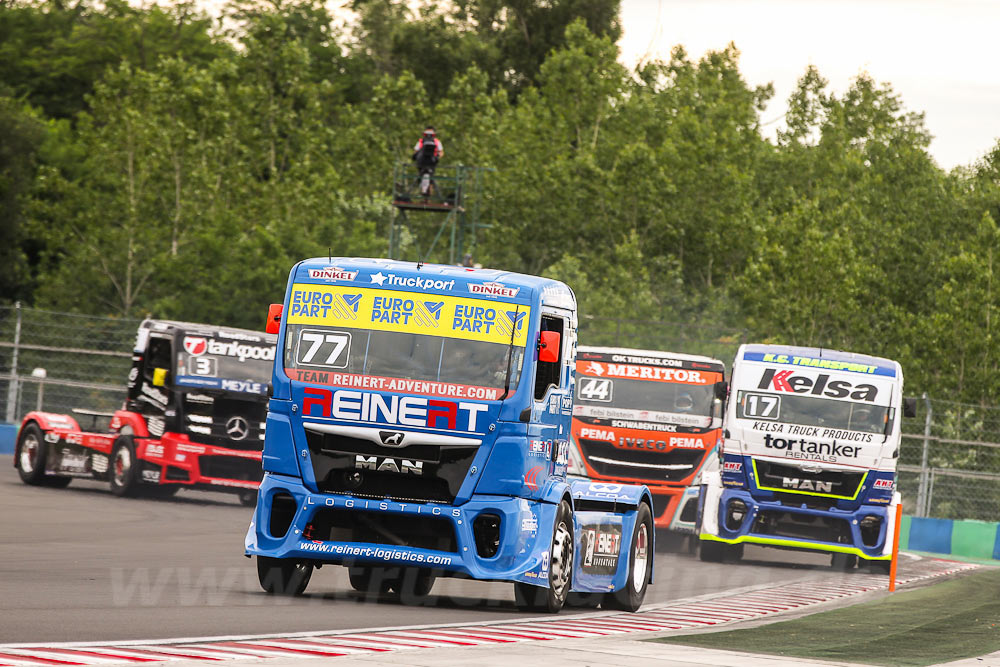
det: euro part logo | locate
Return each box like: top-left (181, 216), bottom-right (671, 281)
top-left (291, 290), bottom-right (362, 320)
top-left (468, 281), bottom-right (519, 298)
top-left (307, 267), bottom-right (358, 281)
top-left (757, 368), bottom-right (878, 402)
top-left (183, 336), bottom-right (207, 356)
top-left (371, 296), bottom-right (443, 326)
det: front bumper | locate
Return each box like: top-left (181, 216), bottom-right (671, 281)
top-left (700, 486), bottom-right (895, 560)
top-left (245, 473), bottom-right (558, 583)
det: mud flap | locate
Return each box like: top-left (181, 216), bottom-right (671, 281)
top-left (698, 470), bottom-right (723, 537)
top-left (568, 479), bottom-right (653, 594)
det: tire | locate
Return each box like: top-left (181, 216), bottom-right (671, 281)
top-left (348, 566), bottom-right (394, 595)
top-left (604, 502), bottom-right (653, 612)
top-left (566, 592), bottom-right (604, 608)
top-left (17, 423), bottom-right (50, 485)
top-left (514, 500), bottom-right (573, 613)
top-left (238, 490), bottom-right (257, 507)
top-left (832, 552), bottom-right (858, 571)
top-left (109, 436), bottom-right (141, 497)
top-left (863, 559), bottom-right (891, 575)
top-left (699, 539), bottom-right (725, 563)
top-left (145, 485), bottom-right (178, 498)
top-left (392, 568), bottom-right (436, 605)
top-left (257, 556), bottom-right (313, 596)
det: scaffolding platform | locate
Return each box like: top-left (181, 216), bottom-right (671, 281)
top-left (388, 163), bottom-right (490, 265)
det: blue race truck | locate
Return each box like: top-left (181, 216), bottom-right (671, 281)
top-left (699, 344), bottom-right (916, 571)
top-left (245, 258), bottom-right (654, 612)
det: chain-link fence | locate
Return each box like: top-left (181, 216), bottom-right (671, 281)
top-left (0, 304), bottom-right (138, 422)
top-left (899, 395), bottom-right (1000, 522)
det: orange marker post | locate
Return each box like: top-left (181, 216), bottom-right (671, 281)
top-left (889, 502), bottom-right (902, 591)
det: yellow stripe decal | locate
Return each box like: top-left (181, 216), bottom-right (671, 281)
top-left (287, 283), bottom-right (531, 346)
top-left (699, 533), bottom-right (890, 560)
top-left (751, 459), bottom-right (869, 500)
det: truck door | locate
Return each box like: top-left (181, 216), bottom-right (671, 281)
top-left (133, 333), bottom-right (175, 435)
top-left (528, 311), bottom-right (574, 485)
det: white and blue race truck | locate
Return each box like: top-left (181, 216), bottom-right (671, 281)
top-left (699, 344), bottom-right (916, 571)
top-left (244, 258), bottom-right (654, 612)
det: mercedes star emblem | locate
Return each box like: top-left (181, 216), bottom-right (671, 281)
top-left (225, 416), bottom-right (249, 440)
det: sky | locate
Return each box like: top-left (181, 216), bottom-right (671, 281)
top-left (617, 0), bottom-right (1000, 169)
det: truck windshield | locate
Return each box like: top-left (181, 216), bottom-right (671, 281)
top-left (283, 324), bottom-right (525, 399)
top-left (574, 376), bottom-right (716, 428)
top-left (736, 390), bottom-right (893, 434)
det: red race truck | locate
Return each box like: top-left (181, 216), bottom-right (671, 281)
top-left (14, 319), bottom-right (276, 505)
top-left (570, 346), bottom-right (726, 535)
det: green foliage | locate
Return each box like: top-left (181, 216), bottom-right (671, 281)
top-left (2, 0), bottom-right (999, 405)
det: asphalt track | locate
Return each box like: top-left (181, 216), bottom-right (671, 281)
top-left (0, 456), bottom-right (873, 644)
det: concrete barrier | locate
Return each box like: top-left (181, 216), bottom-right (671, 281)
top-left (901, 515), bottom-right (1000, 561)
top-left (0, 423), bottom-right (18, 455)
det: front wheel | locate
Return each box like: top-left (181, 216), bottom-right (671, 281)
top-left (17, 423), bottom-right (50, 485)
top-left (109, 436), bottom-right (140, 497)
top-left (831, 552), bottom-right (858, 571)
top-left (604, 502), bottom-right (653, 612)
top-left (514, 500), bottom-right (573, 613)
top-left (257, 557), bottom-right (313, 596)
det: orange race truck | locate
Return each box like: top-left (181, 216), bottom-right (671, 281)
top-left (569, 346), bottom-right (726, 534)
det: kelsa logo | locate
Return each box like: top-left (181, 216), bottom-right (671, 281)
top-left (302, 387), bottom-right (488, 432)
top-left (872, 478), bottom-right (894, 490)
top-left (469, 282), bottom-right (519, 298)
top-left (308, 267), bottom-right (358, 281)
top-left (723, 461), bottom-right (742, 473)
top-left (183, 337), bottom-right (207, 356)
top-left (758, 369), bottom-right (878, 402)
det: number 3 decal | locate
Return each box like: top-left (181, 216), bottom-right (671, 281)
top-left (296, 330), bottom-right (351, 369)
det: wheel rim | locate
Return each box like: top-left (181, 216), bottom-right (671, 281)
top-left (114, 447), bottom-right (131, 486)
top-left (632, 523), bottom-right (649, 593)
top-left (550, 519), bottom-right (573, 599)
top-left (20, 434), bottom-right (39, 473)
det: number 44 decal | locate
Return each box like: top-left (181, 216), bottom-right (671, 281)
top-left (579, 378), bottom-right (613, 402)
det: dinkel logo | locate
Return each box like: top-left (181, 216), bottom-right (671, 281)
top-left (781, 477), bottom-right (834, 493)
top-left (307, 267), bottom-right (358, 281)
top-left (378, 431), bottom-right (405, 447)
top-left (469, 281), bottom-right (519, 298)
top-left (758, 369), bottom-right (878, 402)
top-left (183, 337), bottom-right (207, 356)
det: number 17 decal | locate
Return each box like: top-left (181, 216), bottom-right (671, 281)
top-left (296, 329), bottom-right (351, 369)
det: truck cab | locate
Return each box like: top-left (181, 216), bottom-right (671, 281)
top-left (246, 258), bottom-right (654, 612)
top-left (699, 344), bottom-right (915, 570)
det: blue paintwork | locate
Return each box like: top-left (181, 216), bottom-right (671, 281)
top-left (246, 258), bottom-right (652, 595)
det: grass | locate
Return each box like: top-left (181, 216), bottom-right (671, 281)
top-left (650, 567), bottom-right (1000, 666)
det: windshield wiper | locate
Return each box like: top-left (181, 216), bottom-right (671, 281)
top-left (881, 406), bottom-right (893, 443)
top-left (497, 304), bottom-right (521, 402)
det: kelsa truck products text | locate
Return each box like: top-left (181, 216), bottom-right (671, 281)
top-left (571, 347), bottom-right (725, 533)
top-left (14, 319), bottom-right (275, 504)
top-left (698, 343), bottom-right (915, 570)
top-left (245, 258), bottom-right (655, 612)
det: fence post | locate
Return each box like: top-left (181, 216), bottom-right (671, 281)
top-left (915, 392), bottom-right (932, 517)
top-left (4, 301), bottom-right (22, 423)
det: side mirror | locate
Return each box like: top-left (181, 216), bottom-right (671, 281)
top-left (714, 380), bottom-right (729, 401)
top-left (265, 303), bottom-right (283, 334)
top-left (903, 397), bottom-right (918, 418)
top-left (152, 368), bottom-right (168, 387)
top-left (538, 331), bottom-right (560, 363)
